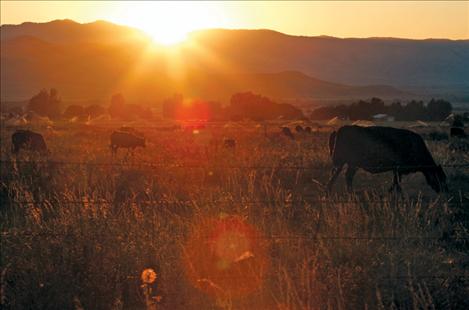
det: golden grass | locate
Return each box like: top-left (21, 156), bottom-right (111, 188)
top-left (0, 122), bottom-right (468, 309)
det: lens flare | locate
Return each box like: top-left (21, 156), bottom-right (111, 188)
top-left (183, 216), bottom-right (269, 298)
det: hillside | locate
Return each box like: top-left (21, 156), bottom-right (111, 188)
top-left (1, 20), bottom-right (467, 103)
top-left (188, 29), bottom-right (469, 87)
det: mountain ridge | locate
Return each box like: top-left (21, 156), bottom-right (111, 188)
top-left (1, 19), bottom-right (467, 103)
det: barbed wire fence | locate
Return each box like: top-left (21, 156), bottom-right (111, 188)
top-left (1, 160), bottom-right (468, 207)
top-left (1, 159), bottom-right (468, 240)
top-left (1, 160), bottom-right (468, 169)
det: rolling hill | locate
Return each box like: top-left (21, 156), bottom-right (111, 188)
top-left (1, 20), bottom-right (468, 104)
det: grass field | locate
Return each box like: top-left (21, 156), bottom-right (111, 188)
top-left (1, 121), bottom-right (468, 309)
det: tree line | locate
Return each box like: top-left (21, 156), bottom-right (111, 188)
top-left (163, 91), bottom-right (304, 121)
top-left (24, 89), bottom-right (303, 121)
top-left (310, 97), bottom-right (453, 121)
top-left (17, 89), bottom-right (457, 123)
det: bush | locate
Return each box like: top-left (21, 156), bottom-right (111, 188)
top-left (28, 88), bottom-right (62, 119)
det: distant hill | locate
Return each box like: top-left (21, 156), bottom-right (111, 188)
top-left (188, 29), bottom-right (469, 87)
top-left (0, 19), bottom-right (148, 44)
top-left (1, 20), bottom-right (467, 103)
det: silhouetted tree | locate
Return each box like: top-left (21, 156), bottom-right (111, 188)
top-left (85, 104), bottom-right (107, 118)
top-left (310, 98), bottom-right (452, 121)
top-left (389, 101), bottom-right (404, 120)
top-left (63, 105), bottom-right (85, 118)
top-left (28, 88), bottom-right (62, 119)
top-left (108, 93), bottom-right (154, 120)
top-left (108, 93), bottom-right (126, 119)
top-left (162, 94), bottom-right (184, 119)
top-left (229, 91), bottom-right (303, 120)
top-left (427, 98), bottom-right (452, 121)
top-left (402, 100), bottom-right (426, 121)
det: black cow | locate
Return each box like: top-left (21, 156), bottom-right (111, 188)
top-left (281, 127), bottom-right (294, 140)
top-left (327, 126), bottom-right (448, 193)
top-left (295, 125), bottom-right (304, 133)
top-left (110, 130), bottom-right (146, 154)
top-left (304, 126), bottom-right (312, 134)
top-left (11, 130), bottom-right (48, 154)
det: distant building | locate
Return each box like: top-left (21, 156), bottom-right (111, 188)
top-left (372, 114), bottom-right (394, 122)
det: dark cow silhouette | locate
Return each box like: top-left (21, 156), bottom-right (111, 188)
top-left (11, 130), bottom-right (48, 154)
top-left (450, 127), bottom-right (466, 138)
top-left (223, 138), bottom-right (236, 149)
top-left (295, 125), bottom-right (304, 133)
top-left (110, 130), bottom-right (145, 154)
top-left (304, 126), bottom-right (312, 134)
top-left (281, 127), bottom-right (294, 140)
top-left (327, 126), bottom-right (448, 193)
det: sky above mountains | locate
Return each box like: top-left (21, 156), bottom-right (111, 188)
top-left (1, 1), bottom-right (468, 44)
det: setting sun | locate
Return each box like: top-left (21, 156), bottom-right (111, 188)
top-left (106, 2), bottom-right (230, 45)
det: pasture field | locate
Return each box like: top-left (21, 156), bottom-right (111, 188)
top-left (1, 121), bottom-right (468, 309)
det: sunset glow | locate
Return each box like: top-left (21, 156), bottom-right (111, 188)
top-left (1, 0), bottom-right (468, 309)
top-left (105, 2), bottom-right (230, 45)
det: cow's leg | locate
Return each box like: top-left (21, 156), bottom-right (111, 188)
top-left (345, 165), bottom-right (358, 192)
top-left (389, 169), bottom-right (402, 193)
top-left (326, 164), bottom-right (344, 193)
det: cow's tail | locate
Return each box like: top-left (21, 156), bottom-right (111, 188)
top-left (329, 130), bottom-right (337, 156)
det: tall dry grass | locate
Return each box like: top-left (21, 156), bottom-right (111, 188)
top-left (1, 122), bottom-right (468, 309)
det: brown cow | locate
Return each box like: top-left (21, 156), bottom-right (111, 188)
top-left (11, 130), bottom-right (48, 154)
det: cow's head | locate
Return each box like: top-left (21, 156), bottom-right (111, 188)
top-left (424, 165), bottom-right (448, 193)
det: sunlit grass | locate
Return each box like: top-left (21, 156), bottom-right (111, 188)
top-left (0, 121), bottom-right (467, 308)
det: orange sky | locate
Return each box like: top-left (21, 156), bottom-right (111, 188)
top-left (1, 1), bottom-right (468, 43)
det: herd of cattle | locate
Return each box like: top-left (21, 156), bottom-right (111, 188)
top-left (8, 123), bottom-right (466, 193)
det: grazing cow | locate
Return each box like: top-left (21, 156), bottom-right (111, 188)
top-left (11, 130), bottom-right (48, 154)
top-left (295, 125), bottom-right (304, 133)
top-left (327, 126), bottom-right (448, 193)
top-left (450, 127), bottom-right (466, 138)
top-left (110, 130), bottom-right (145, 154)
top-left (304, 126), bottom-right (312, 134)
top-left (223, 138), bottom-right (236, 149)
top-left (281, 127), bottom-right (294, 140)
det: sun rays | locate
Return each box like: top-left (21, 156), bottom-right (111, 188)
top-left (106, 2), bottom-right (230, 46)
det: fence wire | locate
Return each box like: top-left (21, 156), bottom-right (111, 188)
top-left (1, 160), bottom-right (469, 169)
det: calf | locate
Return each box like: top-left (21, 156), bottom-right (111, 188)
top-left (110, 130), bottom-right (146, 154)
